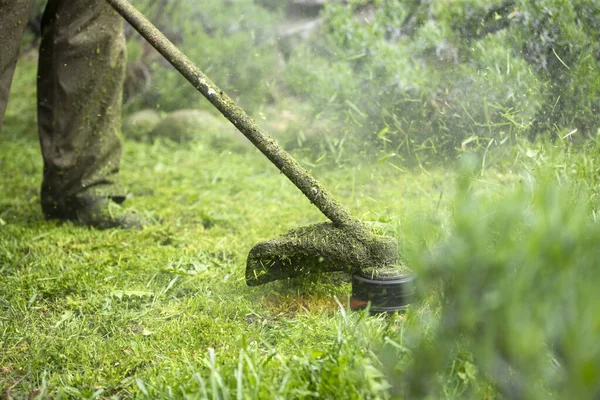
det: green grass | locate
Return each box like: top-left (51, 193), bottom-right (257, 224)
top-left (0, 57), bottom-right (459, 399)
top-left (0, 133), bottom-right (457, 399)
top-left (4, 54), bottom-right (600, 399)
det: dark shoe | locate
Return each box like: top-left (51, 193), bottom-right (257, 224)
top-left (43, 195), bottom-right (144, 230)
top-left (75, 198), bottom-right (144, 229)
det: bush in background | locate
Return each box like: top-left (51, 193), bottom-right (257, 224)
top-left (125, 0), bottom-right (282, 114)
top-left (14, 0), bottom-right (600, 161)
top-left (284, 0), bottom-right (599, 161)
top-left (10, 0), bottom-right (584, 163)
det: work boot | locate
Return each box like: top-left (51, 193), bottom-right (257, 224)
top-left (42, 195), bottom-right (144, 230)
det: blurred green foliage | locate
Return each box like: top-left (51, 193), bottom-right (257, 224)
top-left (397, 152), bottom-right (600, 398)
top-left (16, 0), bottom-right (600, 161)
top-left (287, 0), bottom-right (599, 160)
top-left (125, 0), bottom-right (282, 114)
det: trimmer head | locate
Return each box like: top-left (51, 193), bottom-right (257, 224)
top-left (246, 222), bottom-right (415, 313)
top-left (350, 272), bottom-right (415, 314)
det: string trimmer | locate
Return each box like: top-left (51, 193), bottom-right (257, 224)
top-left (106, 0), bottom-right (414, 312)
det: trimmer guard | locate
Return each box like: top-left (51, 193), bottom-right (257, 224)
top-left (246, 222), bottom-right (399, 286)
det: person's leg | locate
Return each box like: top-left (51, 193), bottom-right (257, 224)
top-left (38, 0), bottom-right (140, 228)
top-left (0, 0), bottom-right (36, 132)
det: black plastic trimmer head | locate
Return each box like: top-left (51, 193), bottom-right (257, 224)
top-left (351, 272), bottom-right (416, 313)
top-left (106, 0), bottom-right (414, 313)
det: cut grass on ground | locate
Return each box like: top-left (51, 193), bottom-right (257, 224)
top-left (4, 34), bottom-right (600, 400)
top-left (0, 74), bottom-right (471, 399)
top-left (0, 125), bottom-right (461, 398)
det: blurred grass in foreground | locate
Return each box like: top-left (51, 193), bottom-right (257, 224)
top-left (400, 155), bottom-right (600, 399)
